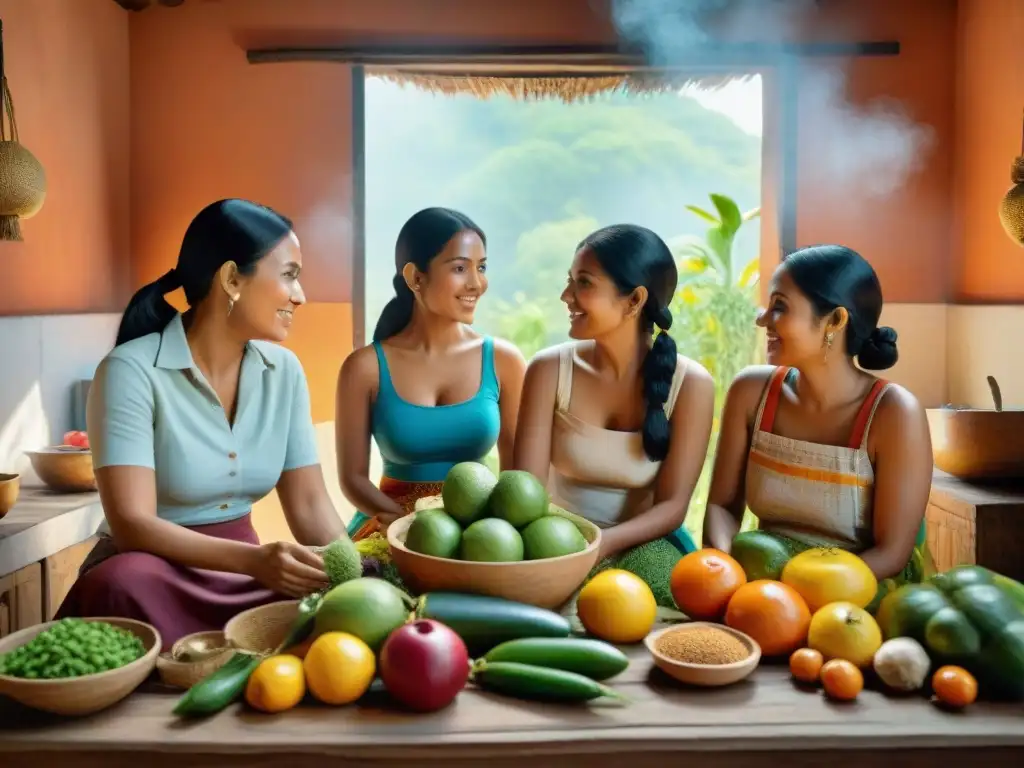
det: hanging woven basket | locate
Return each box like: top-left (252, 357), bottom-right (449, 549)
top-left (998, 155), bottom-right (1024, 248)
top-left (0, 23), bottom-right (47, 242)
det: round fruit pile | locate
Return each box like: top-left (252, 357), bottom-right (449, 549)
top-left (172, 576), bottom-right (635, 719)
top-left (671, 532), bottom-right (1024, 708)
top-left (403, 462), bottom-right (590, 563)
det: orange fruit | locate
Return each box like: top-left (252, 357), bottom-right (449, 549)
top-left (932, 665), bottom-right (977, 708)
top-left (820, 658), bottom-right (863, 701)
top-left (303, 631), bottom-right (376, 706)
top-left (724, 579), bottom-right (811, 657)
top-left (670, 549), bottom-right (747, 621)
top-left (245, 654), bottom-right (306, 713)
top-left (789, 647), bottom-right (824, 684)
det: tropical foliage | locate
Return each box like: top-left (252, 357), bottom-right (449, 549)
top-left (364, 79), bottom-right (765, 538)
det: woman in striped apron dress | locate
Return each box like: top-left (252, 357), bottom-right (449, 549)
top-left (703, 244), bottom-right (934, 598)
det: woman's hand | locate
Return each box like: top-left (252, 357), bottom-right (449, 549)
top-left (247, 541), bottom-right (330, 598)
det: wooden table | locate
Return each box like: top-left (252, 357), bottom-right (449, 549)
top-left (1, 643), bottom-right (1021, 768)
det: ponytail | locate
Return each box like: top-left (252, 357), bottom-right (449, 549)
top-left (640, 305), bottom-right (677, 462)
top-left (373, 207), bottom-right (486, 343)
top-left (115, 269), bottom-right (182, 347)
top-left (372, 274), bottom-right (416, 342)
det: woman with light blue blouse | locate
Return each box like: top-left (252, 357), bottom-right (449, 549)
top-left (56, 199), bottom-right (346, 650)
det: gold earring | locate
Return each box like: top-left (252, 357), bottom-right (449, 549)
top-left (227, 294), bottom-right (239, 317)
top-left (823, 331), bottom-right (835, 361)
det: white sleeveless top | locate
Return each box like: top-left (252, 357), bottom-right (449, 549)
top-left (548, 343), bottom-right (687, 528)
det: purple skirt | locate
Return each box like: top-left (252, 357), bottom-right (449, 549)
top-left (56, 514), bottom-right (283, 652)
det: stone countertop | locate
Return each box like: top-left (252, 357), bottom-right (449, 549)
top-left (0, 486), bottom-right (103, 576)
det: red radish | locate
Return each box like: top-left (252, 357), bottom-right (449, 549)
top-left (62, 431), bottom-right (89, 450)
top-left (379, 619), bottom-right (470, 712)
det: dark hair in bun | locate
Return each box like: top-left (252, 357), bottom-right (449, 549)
top-left (782, 244), bottom-right (898, 371)
top-left (857, 326), bottom-right (899, 370)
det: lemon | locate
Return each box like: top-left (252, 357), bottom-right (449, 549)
top-left (577, 569), bottom-right (657, 644)
top-left (303, 631), bottom-right (376, 705)
top-left (807, 601), bottom-right (883, 668)
top-left (245, 654), bottom-right (306, 713)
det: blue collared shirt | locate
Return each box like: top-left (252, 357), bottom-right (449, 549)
top-left (86, 313), bottom-right (320, 528)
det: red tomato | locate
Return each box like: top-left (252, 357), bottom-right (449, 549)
top-left (63, 431), bottom-right (90, 449)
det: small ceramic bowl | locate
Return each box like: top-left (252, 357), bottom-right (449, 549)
top-left (0, 473), bottom-right (19, 518)
top-left (645, 622), bottom-right (761, 687)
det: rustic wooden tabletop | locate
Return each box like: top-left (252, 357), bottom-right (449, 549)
top-left (1, 639), bottom-right (1021, 768)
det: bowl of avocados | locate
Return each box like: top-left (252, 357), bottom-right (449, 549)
top-left (387, 463), bottom-right (601, 610)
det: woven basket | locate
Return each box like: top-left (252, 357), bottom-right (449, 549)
top-left (155, 630), bottom-right (233, 689)
top-left (224, 600), bottom-right (303, 656)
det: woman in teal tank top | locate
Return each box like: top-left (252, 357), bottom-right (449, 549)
top-left (336, 208), bottom-right (526, 543)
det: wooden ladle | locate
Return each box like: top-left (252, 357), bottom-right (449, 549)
top-left (987, 375), bottom-right (1003, 412)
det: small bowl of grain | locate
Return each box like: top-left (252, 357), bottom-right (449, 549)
top-left (644, 622), bottom-right (761, 687)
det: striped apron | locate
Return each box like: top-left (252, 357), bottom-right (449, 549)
top-left (745, 366), bottom-right (931, 595)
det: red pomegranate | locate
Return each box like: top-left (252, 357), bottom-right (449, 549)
top-left (379, 619), bottom-right (470, 712)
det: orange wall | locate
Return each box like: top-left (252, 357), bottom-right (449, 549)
top-left (0, 0), bottom-right (129, 316)
top-left (952, 0), bottom-right (1024, 302)
top-left (127, 0), bottom-right (614, 421)
top-left (123, 0), bottom-right (964, 425)
top-left (792, 0), bottom-right (957, 304)
top-left (0, 0), bottom-right (1008, 321)
top-left (129, 0), bottom-right (959, 330)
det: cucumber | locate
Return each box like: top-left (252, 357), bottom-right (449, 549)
top-left (416, 592), bottom-right (571, 654)
top-left (172, 652), bottom-right (261, 718)
top-left (482, 637), bottom-right (629, 681)
top-left (471, 660), bottom-right (628, 703)
top-left (172, 593), bottom-right (323, 718)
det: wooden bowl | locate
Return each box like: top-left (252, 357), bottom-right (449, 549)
top-left (156, 630), bottom-right (233, 689)
top-left (644, 622), bottom-right (761, 687)
top-left (0, 472), bottom-right (19, 518)
top-left (386, 506), bottom-right (602, 610)
top-left (25, 447), bottom-right (97, 493)
top-left (0, 617), bottom-right (161, 715)
top-left (926, 407), bottom-right (1024, 480)
top-left (224, 600), bottom-right (301, 655)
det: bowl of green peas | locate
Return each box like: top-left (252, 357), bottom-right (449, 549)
top-left (0, 616), bottom-right (161, 716)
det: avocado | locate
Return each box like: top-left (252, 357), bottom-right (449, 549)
top-left (730, 530), bottom-right (796, 581)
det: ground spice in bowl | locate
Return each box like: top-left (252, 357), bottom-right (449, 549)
top-left (654, 625), bottom-right (750, 666)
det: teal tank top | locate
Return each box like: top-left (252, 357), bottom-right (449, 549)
top-left (371, 337), bottom-right (502, 483)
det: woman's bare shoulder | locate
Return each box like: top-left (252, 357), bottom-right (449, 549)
top-left (727, 364), bottom-right (777, 398)
top-left (528, 341), bottom-right (575, 370)
top-left (338, 344), bottom-right (380, 388)
top-left (870, 381), bottom-right (928, 438)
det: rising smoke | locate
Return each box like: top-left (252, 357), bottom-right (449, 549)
top-left (609, 0), bottom-right (936, 198)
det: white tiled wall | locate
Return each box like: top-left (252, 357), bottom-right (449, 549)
top-left (0, 313), bottom-right (120, 479)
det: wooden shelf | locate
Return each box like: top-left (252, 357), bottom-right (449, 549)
top-left (927, 470), bottom-right (1024, 580)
